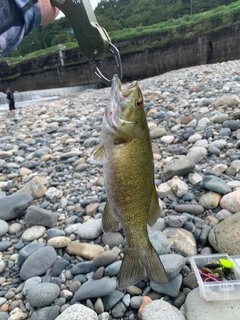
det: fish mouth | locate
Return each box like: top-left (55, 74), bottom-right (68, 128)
top-left (112, 74), bottom-right (138, 97)
top-left (106, 75), bottom-right (123, 129)
top-left (107, 75), bottom-right (138, 128)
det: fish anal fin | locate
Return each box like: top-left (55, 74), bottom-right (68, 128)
top-left (102, 200), bottom-right (120, 233)
top-left (117, 246), bottom-right (168, 290)
top-left (91, 144), bottom-right (105, 163)
top-left (147, 186), bottom-right (161, 227)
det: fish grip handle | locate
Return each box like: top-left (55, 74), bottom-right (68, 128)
top-left (50, 0), bottom-right (122, 85)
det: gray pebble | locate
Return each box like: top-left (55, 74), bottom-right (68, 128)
top-left (28, 283), bottom-right (60, 308)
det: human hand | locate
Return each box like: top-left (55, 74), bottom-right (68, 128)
top-left (38, 0), bottom-right (60, 25)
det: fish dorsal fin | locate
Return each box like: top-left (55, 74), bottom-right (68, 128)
top-left (147, 187), bottom-right (161, 226)
top-left (102, 200), bottom-right (120, 233)
top-left (91, 144), bottom-right (105, 163)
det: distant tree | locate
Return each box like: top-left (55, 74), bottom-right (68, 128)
top-left (52, 32), bottom-right (69, 46)
top-left (5, 0), bottom-right (239, 57)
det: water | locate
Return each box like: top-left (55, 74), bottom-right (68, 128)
top-left (0, 84), bottom-right (99, 111)
top-left (0, 96), bottom-right (60, 111)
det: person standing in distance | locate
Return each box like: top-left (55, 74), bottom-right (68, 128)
top-left (6, 88), bottom-right (15, 111)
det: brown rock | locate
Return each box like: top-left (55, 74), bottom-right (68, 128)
top-left (233, 109), bottom-right (240, 120)
top-left (189, 86), bottom-right (202, 93)
top-left (147, 108), bottom-right (157, 116)
top-left (48, 236), bottom-right (71, 248)
top-left (18, 176), bottom-right (48, 199)
top-left (199, 191), bottom-right (222, 209)
top-left (126, 285), bottom-right (142, 296)
top-left (66, 204), bottom-right (82, 212)
top-left (19, 167), bottom-right (32, 176)
top-left (180, 115), bottom-right (193, 124)
top-left (86, 203), bottom-right (100, 216)
top-left (151, 143), bottom-right (160, 154)
top-left (40, 154), bottom-right (54, 161)
top-left (138, 296), bottom-right (152, 319)
top-left (205, 216), bottom-right (219, 225)
top-left (0, 304), bottom-right (9, 312)
top-left (66, 241), bottom-right (104, 259)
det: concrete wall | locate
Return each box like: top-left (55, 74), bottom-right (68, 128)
top-left (1, 24), bottom-right (240, 92)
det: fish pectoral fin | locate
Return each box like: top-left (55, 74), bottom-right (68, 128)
top-left (147, 186), bottom-right (161, 226)
top-left (102, 200), bottom-right (120, 233)
top-left (117, 246), bottom-right (168, 290)
top-left (91, 144), bottom-right (105, 163)
top-left (122, 125), bottom-right (143, 140)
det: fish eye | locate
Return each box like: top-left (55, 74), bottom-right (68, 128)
top-left (135, 99), bottom-right (142, 109)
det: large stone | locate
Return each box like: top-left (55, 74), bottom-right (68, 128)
top-left (28, 283), bottom-right (60, 308)
top-left (25, 205), bottom-right (58, 227)
top-left (9, 307), bottom-right (28, 320)
top-left (150, 127), bottom-right (167, 139)
top-left (208, 212), bottom-right (240, 255)
top-left (18, 243), bottom-right (43, 267)
top-left (220, 189), bottom-right (240, 213)
top-left (93, 247), bottom-right (121, 267)
top-left (21, 226), bottom-right (46, 242)
top-left (0, 220), bottom-right (8, 237)
top-left (74, 277), bottom-right (117, 301)
top-left (77, 218), bottom-right (102, 240)
top-left (187, 147), bottom-right (207, 163)
top-left (200, 175), bottom-right (231, 195)
top-left (175, 204), bottom-right (204, 215)
top-left (18, 176), bottom-right (48, 199)
top-left (20, 246), bottom-right (57, 280)
top-left (185, 287), bottom-right (240, 320)
top-left (55, 305), bottom-right (98, 320)
top-left (142, 299), bottom-right (185, 320)
top-left (199, 191), bottom-right (222, 209)
top-left (102, 289), bottom-right (125, 310)
top-left (48, 236), bottom-right (71, 248)
top-left (29, 306), bottom-right (60, 320)
top-left (161, 254), bottom-right (186, 280)
top-left (66, 241), bottom-right (104, 259)
top-left (102, 232), bottom-right (124, 248)
top-left (167, 176), bottom-right (189, 198)
top-left (71, 261), bottom-right (97, 275)
top-left (162, 156), bottom-right (195, 182)
top-left (147, 226), bottom-right (169, 255)
top-left (163, 227), bottom-right (197, 257)
top-left (215, 94), bottom-right (240, 107)
top-left (150, 274), bottom-right (182, 298)
top-left (0, 192), bottom-right (32, 221)
top-left (45, 187), bottom-right (63, 203)
top-left (0, 312), bottom-right (8, 320)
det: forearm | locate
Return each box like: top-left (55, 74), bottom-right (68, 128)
top-left (0, 0), bottom-right (59, 56)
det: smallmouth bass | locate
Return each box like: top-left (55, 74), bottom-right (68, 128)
top-left (93, 75), bottom-right (168, 289)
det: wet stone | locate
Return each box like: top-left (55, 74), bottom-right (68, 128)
top-left (74, 277), bottom-right (117, 301)
top-left (0, 241), bottom-right (12, 251)
top-left (20, 246), bottom-right (57, 280)
top-left (0, 221), bottom-right (8, 237)
top-left (0, 192), bottom-right (32, 221)
top-left (27, 283), bottom-right (60, 308)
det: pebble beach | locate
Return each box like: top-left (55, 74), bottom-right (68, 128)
top-left (0, 59), bottom-right (240, 320)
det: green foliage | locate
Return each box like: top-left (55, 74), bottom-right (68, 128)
top-left (1, 0), bottom-right (240, 61)
top-left (95, 0), bottom-right (238, 30)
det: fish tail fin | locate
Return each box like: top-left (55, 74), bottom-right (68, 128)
top-left (118, 246), bottom-right (168, 290)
